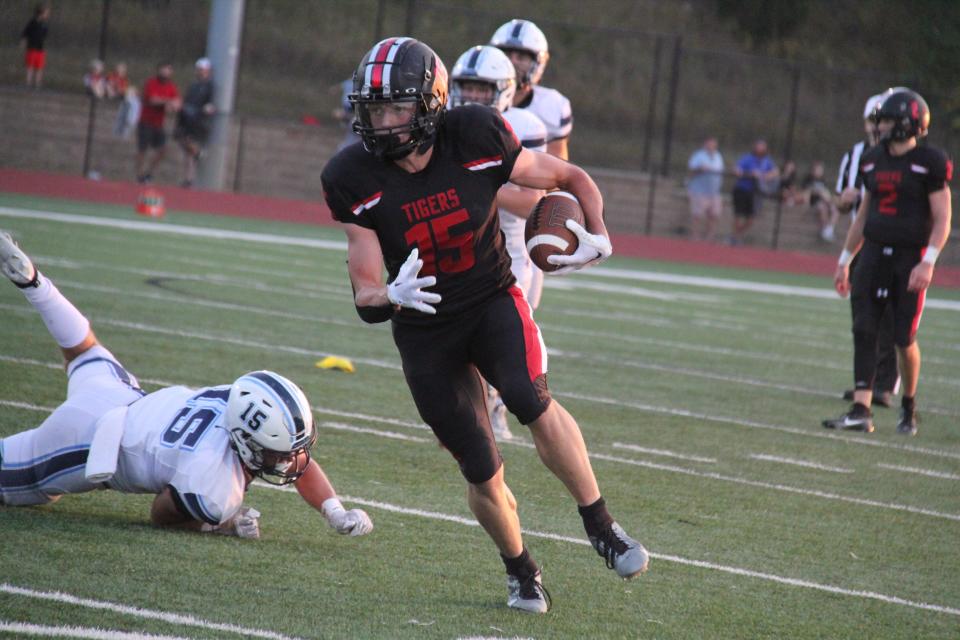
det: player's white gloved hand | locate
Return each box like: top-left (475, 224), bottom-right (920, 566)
top-left (204, 506), bottom-right (261, 539)
top-left (546, 219), bottom-right (613, 275)
top-left (387, 248), bottom-right (442, 314)
top-left (322, 498), bottom-right (374, 537)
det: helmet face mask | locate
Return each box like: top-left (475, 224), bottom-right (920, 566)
top-left (450, 45), bottom-right (517, 112)
top-left (490, 19), bottom-right (549, 87)
top-left (349, 37), bottom-right (448, 161)
top-left (226, 371), bottom-right (317, 485)
top-left (875, 88), bottom-right (929, 142)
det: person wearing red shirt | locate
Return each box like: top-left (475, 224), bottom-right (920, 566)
top-left (135, 62), bottom-right (180, 183)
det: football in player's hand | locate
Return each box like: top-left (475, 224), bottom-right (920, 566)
top-left (524, 191), bottom-right (584, 272)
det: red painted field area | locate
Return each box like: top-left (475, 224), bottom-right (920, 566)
top-left (2, 167), bottom-right (958, 288)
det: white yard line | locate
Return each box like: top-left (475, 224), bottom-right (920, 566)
top-left (747, 453), bottom-right (854, 474)
top-left (255, 484), bottom-right (960, 618)
top-left (0, 621), bottom-right (193, 640)
top-left (0, 584), bottom-right (304, 640)
top-left (612, 442), bottom-right (717, 463)
top-left (877, 463), bottom-right (960, 481)
top-left (320, 421), bottom-right (431, 443)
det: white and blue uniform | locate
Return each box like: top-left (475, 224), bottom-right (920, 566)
top-left (518, 85), bottom-right (572, 146)
top-left (0, 347), bottom-right (245, 525)
top-left (500, 107), bottom-right (548, 308)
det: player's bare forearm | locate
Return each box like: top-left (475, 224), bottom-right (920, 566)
top-left (150, 487), bottom-right (203, 531)
top-left (294, 460), bottom-right (338, 514)
top-left (344, 224), bottom-right (391, 308)
top-left (496, 184), bottom-right (544, 218)
top-left (927, 187), bottom-right (952, 250)
top-left (509, 149), bottom-right (606, 236)
top-left (841, 192), bottom-right (869, 255)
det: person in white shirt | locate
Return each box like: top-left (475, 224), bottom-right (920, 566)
top-left (0, 231), bottom-right (372, 539)
top-left (686, 136), bottom-right (725, 241)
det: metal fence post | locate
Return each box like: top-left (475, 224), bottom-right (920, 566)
top-left (81, 0), bottom-right (110, 179)
top-left (640, 35), bottom-right (662, 174)
top-left (660, 35), bottom-right (682, 177)
top-left (771, 65), bottom-right (800, 250)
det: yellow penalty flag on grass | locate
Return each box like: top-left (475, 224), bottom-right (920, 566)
top-left (315, 356), bottom-right (356, 373)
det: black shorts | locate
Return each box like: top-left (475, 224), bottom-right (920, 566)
top-left (174, 114), bottom-right (209, 145)
top-left (850, 240), bottom-right (925, 346)
top-left (137, 123), bottom-right (166, 152)
top-left (392, 286), bottom-right (552, 484)
top-left (732, 187), bottom-right (756, 217)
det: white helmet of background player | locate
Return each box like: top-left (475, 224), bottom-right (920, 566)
top-left (226, 370), bottom-right (317, 485)
top-left (450, 45), bottom-right (517, 112)
top-left (490, 19), bottom-right (549, 87)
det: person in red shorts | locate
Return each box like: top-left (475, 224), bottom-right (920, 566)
top-left (135, 62), bottom-right (181, 184)
top-left (20, 4), bottom-right (51, 89)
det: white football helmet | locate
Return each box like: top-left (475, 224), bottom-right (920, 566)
top-left (226, 371), bottom-right (316, 485)
top-left (490, 19), bottom-right (549, 87)
top-left (450, 45), bottom-right (517, 112)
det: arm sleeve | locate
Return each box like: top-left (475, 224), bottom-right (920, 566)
top-left (170, 451), bottom-right (245, 526)
top-left (321, 164), bottom-right (376, 229)
top-left (460, 106), bottom-right (522, 185)
top-left (926, 150), bottom-right (953, 193)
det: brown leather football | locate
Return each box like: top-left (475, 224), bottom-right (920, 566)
top-left (524, 191), bottom-right (584, 272)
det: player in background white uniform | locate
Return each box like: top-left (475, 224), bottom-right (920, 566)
top-left (491, 19), bottom-right (573, 161)
top-left (450, 44), bottom-right (548, 441)
top-left (0, 231), bottom-right (372, 539)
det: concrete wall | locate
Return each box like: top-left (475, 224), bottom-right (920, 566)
top-left (1, 86), bottom-right (954, 264)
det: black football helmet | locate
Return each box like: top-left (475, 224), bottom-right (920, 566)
top-left (875, 89), bottom-right (930, 141)
top-left (349, 37), bottom-right (448, 160)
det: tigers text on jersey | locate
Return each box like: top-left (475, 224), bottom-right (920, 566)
top-left (516, 85), bottom-right (572, 142)
top-left (110, 385), bottom-right (246, 526)
top-left (860, 143), bottom-right (952, 247)
top-left (322, 104), bottom-right (522, 324)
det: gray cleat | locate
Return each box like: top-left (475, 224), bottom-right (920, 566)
top-left (506, 570), bottom-right (551, 613)
top-left (0, 231), bottom-right (38, 288)
top-left (590, 522), bottom-right (650, 579)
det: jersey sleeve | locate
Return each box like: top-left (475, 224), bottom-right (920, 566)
top-left (925, 149), bottom-right (953, 193)
top-left (169, 448), bottom-right (246, 526)
top-left (321, 153), bottom-right (377, 230)
top-left (456, 105), bottom-right (522, 184)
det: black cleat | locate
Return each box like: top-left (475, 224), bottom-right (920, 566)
top-left (822, 406), bottom-right (874, 433)
top-left (896, 408), bottom-right (918, 436)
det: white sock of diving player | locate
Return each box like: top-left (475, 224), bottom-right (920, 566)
top-left (19, 273), bottom-right (91, 348)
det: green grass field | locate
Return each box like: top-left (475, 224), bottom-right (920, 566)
top-left (0, 194), bottom-right (958, 640)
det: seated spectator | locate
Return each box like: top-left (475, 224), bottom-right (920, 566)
top-left (106, 62), bottom-right (129, 100)
top-left (779, 160), bottom-right (801, 205)
top-left (83, 59), bottom-right (106, 99)
top-left (801, 161), bottom-right (839, 242)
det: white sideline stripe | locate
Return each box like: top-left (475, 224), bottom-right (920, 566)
top-left (0, 584), bottom-right (304, 640)
top-left (877, 463), bottom-right (960, 481)
top-left (612, 442), bottom-right (717, 463)
top-left (3, 205), bottom-right (959, 311)
top-left (254, 485), bottom-right (960, 618)
top-left (555, 390), bottom-right (960, 461)
top-left (320, 421), bottom-right (431, 443)
top-left (589, 452), bottom-right (960, 522)
top-left (0, 399), bottom-right (57, 413)
top-left (748, 453), bottom-right (854, 474)
top-left (0, 206), bottom-right (346, 251)
top-left (0, 621), bottom-right (192, 640)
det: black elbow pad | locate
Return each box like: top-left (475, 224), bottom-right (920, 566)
top-left (356, 304), bottom-right (394, 323)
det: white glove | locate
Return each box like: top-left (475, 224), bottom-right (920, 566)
top-left (204, 506), bottom-right (261, 539)
top-left (546, 219), bottom-right (613, 275)
top-left (387, 248), bottom-right (442, 314)
top-left (322, 498), bottom-right (374, 536)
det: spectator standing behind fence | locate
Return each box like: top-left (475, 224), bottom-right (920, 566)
top-left (685, 136), bottom-right (725, 241)
top-left (83, 59), bottom-right (107, 99)
top-left (135, 62), bottom-right (180, 184)
top-left (106, 62), bottom-right (129, 100)
top-left (114, 86), bottom-right (141, 140)
top-left (729, 139), bottom-right (778, 245)
top-left (174, 58), bottom-right (215, 188)
top-left (20, 4), bottom-right (50, 89)
top-left (801, 161), bottom-right (839, 242)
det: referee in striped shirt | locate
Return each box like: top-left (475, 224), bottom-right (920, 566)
top-left (833, 92), bottom-right (900, 407)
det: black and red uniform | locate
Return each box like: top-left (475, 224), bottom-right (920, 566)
top-left (850, 143), bottom-right (952, 388)
top-left (322, 105), bottom-right (551, 483)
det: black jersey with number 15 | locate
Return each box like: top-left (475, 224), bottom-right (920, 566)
top-left (322, 105), bottom-right (522, 325)
top-left (859, 144), bottom-right (952, 248)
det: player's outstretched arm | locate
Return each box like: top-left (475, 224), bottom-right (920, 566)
top-left (496, 183), bottom-right (545, 219)
top-left (834, 192), bottom-right (870, 297)
top-left (295, 459), bottom-right (373, 537)
top-left (150, 487), bottom-right (261, 539)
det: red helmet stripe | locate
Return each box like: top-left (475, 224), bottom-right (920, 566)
top-left (369, 38), bottom-right (397, 90)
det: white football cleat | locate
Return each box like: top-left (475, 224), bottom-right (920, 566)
top-left (0, 231), bottom-right (38, 288)
top-left (590, 522), bottom-right (650, 579)
top-left (507, 570), bottom-right (551, 613)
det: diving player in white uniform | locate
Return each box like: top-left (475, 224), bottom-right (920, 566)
top-left (491, 19), bottom-right (573, 161)
top-left (0, 231), bottom-right (372, 539)
top-left (450, 44), bottom-right (549, 441)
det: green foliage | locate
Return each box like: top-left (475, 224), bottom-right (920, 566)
top-left (714, 0), bottom-right (809, 47)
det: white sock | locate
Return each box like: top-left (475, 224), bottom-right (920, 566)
top-left (20, 273), bottom-right (91, 348)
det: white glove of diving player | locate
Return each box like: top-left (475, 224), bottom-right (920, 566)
top-left (323, 499), bottom-right (374, 537)
top-left (205, 506), bottom-right (261, 539)
top-left (546, 219), bottom-right (613, 275)
top-left (387, 248), bottom-right (442, 314)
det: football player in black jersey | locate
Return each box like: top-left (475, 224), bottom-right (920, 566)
top-left (321, 37), bottom-right (648, 613)
top-left (824, 89), bottom-right (952, 436)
